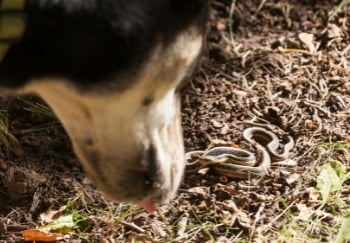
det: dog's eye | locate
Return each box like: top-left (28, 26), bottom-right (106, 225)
top-left (142, 95), bottom-right (154, 107)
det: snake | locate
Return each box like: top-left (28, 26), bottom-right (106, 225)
top-left (185, 127), bottom-right (294, 179)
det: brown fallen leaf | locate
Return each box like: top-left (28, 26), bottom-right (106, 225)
top-left (187, 186), bottom-right (210, 196)
top-left (221, 210), bottom-right (236, 226)
top-left (298, 32), bottom-right (317, 53)
top-left (210, 119), bottom-right (223, 128)
top-left (327, 23), bottom-right (343, 39)
top-left (296, 203), bottom-right (314, 221)
top-left (237, 210), bottom-right (251, 229)
top-left (344, 136), bottom-right (350, 145)
top-left (214, 183), bottom-right (236, 196)
top-left (305, 119), bottom-right (316, 130)
top-left (22, 229), bottom-right (63, 242)
top-left (285, 173), bottom-right (300, 185)
top-left (216, 20), bottom-right (226, 31)
top-left (0, 159), bottom-right (7, 170)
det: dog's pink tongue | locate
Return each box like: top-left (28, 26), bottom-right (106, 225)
top-left (141, 199), bottom-right (157, 214)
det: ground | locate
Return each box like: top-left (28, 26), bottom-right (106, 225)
top-left (1, 0), bottom-right (350, 242)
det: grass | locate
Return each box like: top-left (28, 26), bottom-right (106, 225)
top-left (1, 0), bottom-right (350, 241)
top-left (57, 192), bottom-right (239, 242)
top-left (18, 97), bottom-right (60, 133)
top-left (18, 97), bottom-right (56, 119)
top-left (0, 97), bottom-right (59, 149)
top-left (329, 0), bottom-right (349, 20)
top-left (0, 109), bottom-right (21, 155)
top-left (0, 97), bottom-right (60, 155)
top-left (189, 208), bottom-right (216, 241)
top-left (261, 141), bottom-right (350, 242)
top-left (228, 0), bottom-right (239, 56)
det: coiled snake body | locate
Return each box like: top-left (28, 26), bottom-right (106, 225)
top-left (185, 127), bottom-right (294, 179)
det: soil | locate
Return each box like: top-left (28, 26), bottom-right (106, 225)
top-left (1, 0), bottom-right (350, 242)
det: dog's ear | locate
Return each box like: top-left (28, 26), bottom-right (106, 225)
top-left (161, 0), bottom-right (208, 37)
top-left (170, 0), bottom-right (208, 16)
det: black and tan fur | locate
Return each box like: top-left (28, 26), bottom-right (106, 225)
top-left (0, 0), bottom-right (208, 206)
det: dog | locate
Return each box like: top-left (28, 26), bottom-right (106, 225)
top-left (0, 0), bottom-right (208, 211)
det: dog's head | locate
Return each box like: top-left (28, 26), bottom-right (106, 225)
top-left (0, 0), bottom-right (208, 206)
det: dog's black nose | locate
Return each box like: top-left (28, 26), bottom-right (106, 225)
top-left (142, 144), bottom-right (159, 187)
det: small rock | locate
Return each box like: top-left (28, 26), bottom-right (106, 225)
top-left (3, 167), bottom-right (45, 201)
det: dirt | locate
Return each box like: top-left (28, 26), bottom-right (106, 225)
top-left (1, 0), bottom-right (350, 242)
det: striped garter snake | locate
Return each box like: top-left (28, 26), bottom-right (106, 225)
top-left (185, 127), bottom-right (294, 179)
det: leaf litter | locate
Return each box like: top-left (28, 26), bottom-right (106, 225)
top-left (1, 0), bottom-right (350, 242)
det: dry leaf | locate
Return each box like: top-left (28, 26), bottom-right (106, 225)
top-left (274, 159), bottom-right (297, 166)
top-left (221, 210), bottom-right (236, 226)
top-left (327, 23), bottom-right (343, 39)
top-left (216, 20), bottom-right (226, 31)
top-left (298, 32), bottom-right (316, 53)
top-left (344, 136), bottom-right (350, 145)
top-left (0, 160), bottom-right (7, 170)
top-left (306, 187), bottom-right (320, 202)
top-left (187, 186), bottom-right (209, 196)
top-left (176, 214), bottom-right (188, 237)
top-left (221, 200), bottom-right (239, 213)
top-left (296, 203), bottom-right (314, 221)
top-left (305, 119), bottom-right (316, 130)
top-left (210, 119), bottom-right (223, 128)
top-left (220, 123), bottom-right (229, 135)
top-left (40, 206), bottom-right (66, 224)
top-left (286, 173), bottom-right (300, 184)
top-left (215, 184), bottom-right (236, 195)
top-left (22, 229), bottom-right (62, 242)
top-left (237, 211), bottom-right (251, 228)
